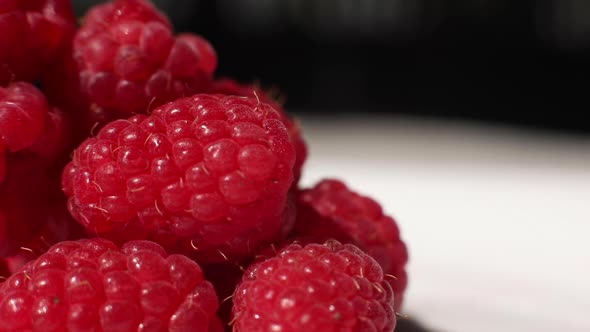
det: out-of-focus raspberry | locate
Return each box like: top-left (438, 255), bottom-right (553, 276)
top-left (46, 0), bottom-right (217, 141)
top-left (0, 0), bottom-right (76, 84)
top-left (294, 179), bottom-right (409, 309)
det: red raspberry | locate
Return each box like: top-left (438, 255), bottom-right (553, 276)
top-left (60, 0), bottom-right (216, 133)
top-left (83, 0), bottom-right (170, 27)
top-left (1, 82), bottom-right (71, 256)
top-left (208, 78), bottom-right (307, 183)
top-left (0, 82), bottom-right (69, 169)
top-left (294, 179), bottom-right (409, 310)
top-left (232, 240), bottom-right (396, 332)
top-left (62, 94), bottom-right (296, 263)
top-left (0, 238), bottom-right (220, 331)
top-left (0, 0), bottom-right (75, 84)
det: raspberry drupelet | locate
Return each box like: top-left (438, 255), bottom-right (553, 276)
top-left (62, 94), bottom-right (296, 264)
top-left (60, 0), bottom-right (217, 133)
top-left (232, 240), bottom-right (397, 332)
top-left (294, 179), bottom-right (409, 310)
top-left (0, 0), bottom-right (76, 84)
top-left (0, 238), bottom-right (220, 331)
top-left (207, 79), bottom-right (307, 183)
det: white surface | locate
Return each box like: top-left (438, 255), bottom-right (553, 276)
top-left (298, 116), bottom-right (590, 332)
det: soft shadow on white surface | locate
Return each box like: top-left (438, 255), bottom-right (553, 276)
top-left (298, 115), bottom-right (590, 332)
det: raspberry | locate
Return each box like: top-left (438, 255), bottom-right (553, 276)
top-left (0, 82), bottom-right (69, 174)
top-left (0, 238), bottom-right (219, 331)
top-left (62, 94), bottom-right (296, 263)
top-left (294, 179), bottom-right (409, 310)
top-left (0, 82), bottom-right (71, 256)
top-left (232, 240), bottom-right (396, 332)
top-left (208, 78), bottom-right (307, 183)
top-left (58, 0), bottom-right (217, 134)
top-left (0, 0), bottom-right (75, 84)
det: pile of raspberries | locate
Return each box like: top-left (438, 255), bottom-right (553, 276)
top-left (0, 1), bottom-right (408, 331)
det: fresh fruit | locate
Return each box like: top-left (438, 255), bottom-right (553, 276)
top-left (0, 0), bottom-right (76, 84)
top-left (0, 238), bottom-right (219, 331)
top-left (294, 179), bottom-right (409, 309)
top-left (0, 2), bottom-right (412, 330)
top-left (53, 0), bottom-right (216, 135)
top-left (62, 94), bottom-right (296, 263)
top-left (0, 82), bottom-right (71, 256)
top-left (0, 82), bottom-right (69, 176)
top-left (208, 78), bottom-right (307, 183)
top-left (232, 239), bottom-right (396, 332)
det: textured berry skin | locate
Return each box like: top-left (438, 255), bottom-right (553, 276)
top-left (63, 0), bottom-right (216, 132)
top-left (0, 82), bottom-right (69, 169)
top-left (208, 79), bottom-right (307, 183)
top-left (0, 238), bottom-right (219, 331)
top-left (294, 179), bottom-right (409, 310)
top-left (63, 94), bottom-right (296, 263)
top-left (232, 240), bottom-right (396, 332)
top-left (0, 0), bottom-right (75, 84)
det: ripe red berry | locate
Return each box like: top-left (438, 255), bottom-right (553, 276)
top-left (0, 0), bottom-right (76, 84)
top-left (62, 94), bottom-right (296, 263)
top-left (294, 179), bottom-right (409, 310)
top-left (0, 82), bottom-right (69, 170)
top-left (208, 78), bottom-right (307, 183)
top-left (232, 240), bottom-right (396, 332)
top-left (56, 0), bottom-right (217, 134)
top-left (0, 238), bottom-right (219, 331)
top-left (1, 82), bottom-right (71, 256)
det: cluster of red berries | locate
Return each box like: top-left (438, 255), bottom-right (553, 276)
top-left (0, 1), bottom-right (408, 331)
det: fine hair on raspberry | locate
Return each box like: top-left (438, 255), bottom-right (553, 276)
top-left (0, 238), bottom-right (219, 331)
top-left (62, 94), bottom-right (296, 263)
top-left (232, 240), bottom-right (396, 332)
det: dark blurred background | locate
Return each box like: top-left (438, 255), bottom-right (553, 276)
top-left (74, 0), bottom-right (590, 134)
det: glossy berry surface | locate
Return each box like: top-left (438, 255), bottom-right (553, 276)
top-left (0, 82), bottom-right (69, 170)
top-left (208, 78), bottom-right (307, 183)
top-left (294, 179), bottom-right (409, 310)
top-left (67, 0), bottom-right (216, 129)
top-left (62, 94), bottom-right (296, 263)
top-left (232, 240), bottom-right (396, 332)
top-left (0, 0), bottom-right (75, 84)
top-left (0, 238), bottom-right (219, 331)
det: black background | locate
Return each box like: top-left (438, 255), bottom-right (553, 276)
top-left (73, 0), bottom-right (590, 134)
